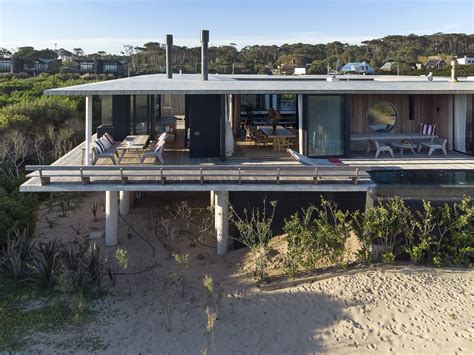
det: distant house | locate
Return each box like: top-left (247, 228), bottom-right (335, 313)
top-left (0, 57), bottom-right (12, 72)
top-left (340, 62), bottom-right (375, 74)
top-left (75, 59), bottom-right (128, 75)
top-left (273, 58), bottom-right (305, 75)
top-left (20, 58), bottom-right (60, 75)
top-left (380, 62), bottom-right (398, 72)
top-left (456, 56), bottom-right (474, 65)
top-left (424, 57), bottom-right (446, 69)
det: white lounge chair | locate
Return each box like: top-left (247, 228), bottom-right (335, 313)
top-left (369, 140), bottom-right (394, 158)
top-left (140, 133), bottom-right (167, 164)
top-left (418, 137), bottom-right (448, 156)
top-left (92, 135), bottom-right (120, 165)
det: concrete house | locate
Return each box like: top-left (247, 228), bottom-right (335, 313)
top-left (20, 32), bottom-right (474, 255)
top-left (456, 56), bottom-right (474, 65)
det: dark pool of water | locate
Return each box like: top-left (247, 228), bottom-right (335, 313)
top-left (369, 170), bottom-right (474, 185)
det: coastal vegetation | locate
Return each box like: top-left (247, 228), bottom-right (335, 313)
top-left (2, 33), bottom-right (474, 76)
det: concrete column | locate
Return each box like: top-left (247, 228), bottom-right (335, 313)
top-left (210, 191), bottom-right (215, 208)
top-left (119, 191), bottom-right (130, 215)
top-left (85, 95), bottom-right (93, 165)
top-left (215, 191), bottom-right (229, 255)
top-left (297, 94), bottom-right (304, 154)
top-left (105, 191), bottom-right (119, 246)
top-left (365, 191), bottom-right (375, 209)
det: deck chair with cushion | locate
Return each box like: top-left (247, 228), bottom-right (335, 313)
top-left (140, 133), bottom-right (167, 164)
top-left (418, 137), bottom-right (448, 156)
top-left (420, 123), bottom-right (436, 136)
top-left (92, 133), bottom-right (120, 165)
top-left (371, 140), bottom-right (394, 158)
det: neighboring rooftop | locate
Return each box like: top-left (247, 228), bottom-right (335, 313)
top-left (44, 73), bottom-right (474, 96)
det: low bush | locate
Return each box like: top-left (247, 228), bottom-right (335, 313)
top-left (0, 185), bottom-right (37, 248)
top-left (283, 199), bottom-right (352, 276)
top-left (354, 196), bottom-right (473, 266)
top-left (230, 199), bottom-right (276, 282)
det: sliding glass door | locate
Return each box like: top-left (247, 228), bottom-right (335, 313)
top-left (305, 95), bottom-right (344, 157)
top-left (454, 95), bottom-right (474, 156)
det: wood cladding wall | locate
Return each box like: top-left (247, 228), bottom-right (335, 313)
top-left (350, 94), bottom-right (453, 145)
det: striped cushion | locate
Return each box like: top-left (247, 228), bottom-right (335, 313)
top-left (158, 132), bottom-right (167, 142)
top-left (94, 139), bottom-right (106, 154)
top-left (103, 132), bottom-right (115, 145)
top-left (420, 123), bottom-right (436, 135)
top-left (100, 137), bottom-right (111, 150)
top-left (154, 140), bottom-right (165, 152)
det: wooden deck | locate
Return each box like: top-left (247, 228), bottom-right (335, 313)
top-left (20, 138), bottom-right (474, 193)
top-left (343, 151), bottom-right (474, 170)
top-left (20, 142), bottom-right (374, 192)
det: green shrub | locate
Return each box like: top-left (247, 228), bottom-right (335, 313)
top-left (0, 187), bottom-right (37, 248)
top-left (352, 197), bottom-right (406, 263)
top-left (403, 201), bottom-right (435, 264)
top-left (283, 198), bottom-right (352, 275)
top-left (230, 199), bottom-right (276, 282)
top-left (0, 95), bottom-right (78, 131)
top-left (434, 196), bottom-right (474, 266)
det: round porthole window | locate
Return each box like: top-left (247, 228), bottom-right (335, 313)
top-left (366, 101), bottom-right (398, 133)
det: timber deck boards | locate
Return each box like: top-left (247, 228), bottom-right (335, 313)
top-left (20, 139), bottom-right (474, 192)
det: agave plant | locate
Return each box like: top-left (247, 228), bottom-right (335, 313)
top-left (29, 239), bottom-right (63, 287)
top-left (1, 229), bottom-right (34, 279)
top-left (82, 242), bottom-right (103, 289)
top-left (60, 244), bottom-right (87, 292)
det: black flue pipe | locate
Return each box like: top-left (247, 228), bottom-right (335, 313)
top-left (165, 34), bottom-right (173, 79)
top-left (201, 30), bottom-right (209, 80)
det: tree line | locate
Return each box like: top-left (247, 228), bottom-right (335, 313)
top-left (2, 33), bottom-right (473, 75)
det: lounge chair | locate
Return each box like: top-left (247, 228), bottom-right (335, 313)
top-left (418, 137), bottom-right (448, 156)
top-left (287, 149), bottom-right (347, 166)
top-left (370, 140), bottom-right (394, 158)
top-left (140, 133), bottom-right (167, 164)
top-left (92, 134), bottom-right (120, 165)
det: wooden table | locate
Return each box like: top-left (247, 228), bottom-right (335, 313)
top-left (258, 125), bottom-right (296, 151)
top-left (117, 135), bottom-right (150, 164)
top-left (391, 142), bottom-right (417, 155)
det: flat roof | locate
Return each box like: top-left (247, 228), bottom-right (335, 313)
top-left (44, 73), bottom-right (474, 96)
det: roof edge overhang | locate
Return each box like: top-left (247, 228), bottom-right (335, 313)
top-left (44, 88), bottom-right (474, 96)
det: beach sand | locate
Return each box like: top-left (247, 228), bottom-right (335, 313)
top-left (30, 192), bottom-right (473, 354)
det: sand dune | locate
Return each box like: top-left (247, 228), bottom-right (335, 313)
top-left (30, 193), bottom-right (473, 354)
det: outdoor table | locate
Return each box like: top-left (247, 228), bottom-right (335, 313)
top-left (391, 142), bottom-right (417, 155)
top-left (116, 135), bottom-right (150, 164)
top-left (258, 125), bottom-right (296, 151)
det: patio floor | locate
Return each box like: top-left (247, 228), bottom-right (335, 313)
top-left (343, 151), bottom-right (474, 170)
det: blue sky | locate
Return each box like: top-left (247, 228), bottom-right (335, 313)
top-left (1, 0), bottom-right (473, 54)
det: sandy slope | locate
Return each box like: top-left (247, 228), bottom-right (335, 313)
top-left (30, 193), bottom-right (473, 354)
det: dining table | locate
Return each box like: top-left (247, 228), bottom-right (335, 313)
top-left (258, 125), bottom-right (296, 151)
top-left (116, 135), bottom-right (150, 164)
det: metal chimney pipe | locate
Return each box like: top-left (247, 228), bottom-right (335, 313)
top-left (165, 34), bottom-right (173, 79)
top-left (201, 30), bottom-right (209, 80)
top-left (450, 59), bottom-right (458, 83)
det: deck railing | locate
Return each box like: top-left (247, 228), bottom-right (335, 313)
top-left (25, 165), bottom-right (369, 186)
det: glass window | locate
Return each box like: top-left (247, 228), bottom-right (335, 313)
top-left (306, 95), bottom-right (344, 157)
top-left (134, 95), bottom-right (149, 134)
top-left (454, 95), bottom-right (473, 156)
top-left (0, 60), bottom-right (11, 70)
top-left (80, 63), bottom-right (94, 71)
top-left (101, 96), bottom-right (113, 126)
top-left (366, 101), bottom-right (397, 133)
top-left (104, 64), bottom-right (118, 72)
